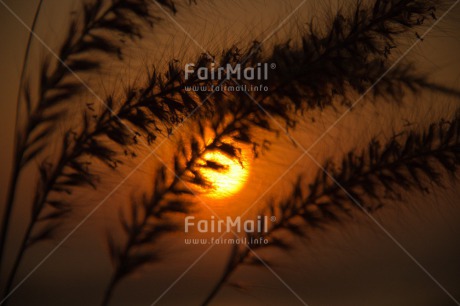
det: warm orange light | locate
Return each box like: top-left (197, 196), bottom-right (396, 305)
top-left (199, 151), bottom-right (249, 199)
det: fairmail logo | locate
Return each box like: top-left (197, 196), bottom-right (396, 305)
top-left (184, 215), bottom-right (274, 233)
top-left (184, 62), bottom-right (275, 81)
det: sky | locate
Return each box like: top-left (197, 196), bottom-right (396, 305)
top-left (1, 0), bottom-right (460, 305)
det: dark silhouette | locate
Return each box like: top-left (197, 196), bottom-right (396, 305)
top-left (1, 0), bottom-right (459, 305)
top-left (201, 113), bottom-right (460, 305)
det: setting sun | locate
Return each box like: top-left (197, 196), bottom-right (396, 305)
top-left (199, 151), bottom-right (249, 199)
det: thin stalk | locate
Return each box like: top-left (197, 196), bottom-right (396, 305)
top-left (101, 274), bottom-right (119, 306)
top-left (0, 0), bottom-right (44, 279)
top-left (1, 221), bottom-right (34, 304)
top-left (1, 140), bottom-right (79, 300)
top-left (201, 268), bottom-right (235, 306)
top-left (201, 247), bottom-right (246, 306)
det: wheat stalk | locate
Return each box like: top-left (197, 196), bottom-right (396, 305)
top-left (202, 112), bottom-right (460, 305)
top-left (0, 0), bottom-right (180, 300)
top-left (243, 0), bottom-right (460, 112)
top-left (101, 94), bottom-right (273, 304)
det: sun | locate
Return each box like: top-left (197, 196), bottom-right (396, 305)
top-left (198, 151), bottom-right (249, 199)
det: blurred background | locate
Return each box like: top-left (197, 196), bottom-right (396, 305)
top-left (1, 0), bottom-right (460, 305)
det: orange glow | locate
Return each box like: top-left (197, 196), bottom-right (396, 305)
top-left (199, 151), bottom-right (249, 199)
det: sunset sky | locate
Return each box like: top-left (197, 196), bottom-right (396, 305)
top-left (1, 0), bottom-right (460, 305)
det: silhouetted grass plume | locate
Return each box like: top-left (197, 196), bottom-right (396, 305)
top-left (201, 112), bottom-right (460, 305)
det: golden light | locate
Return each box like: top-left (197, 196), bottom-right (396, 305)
top-left (199, 151), bottom-right (249, 199)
